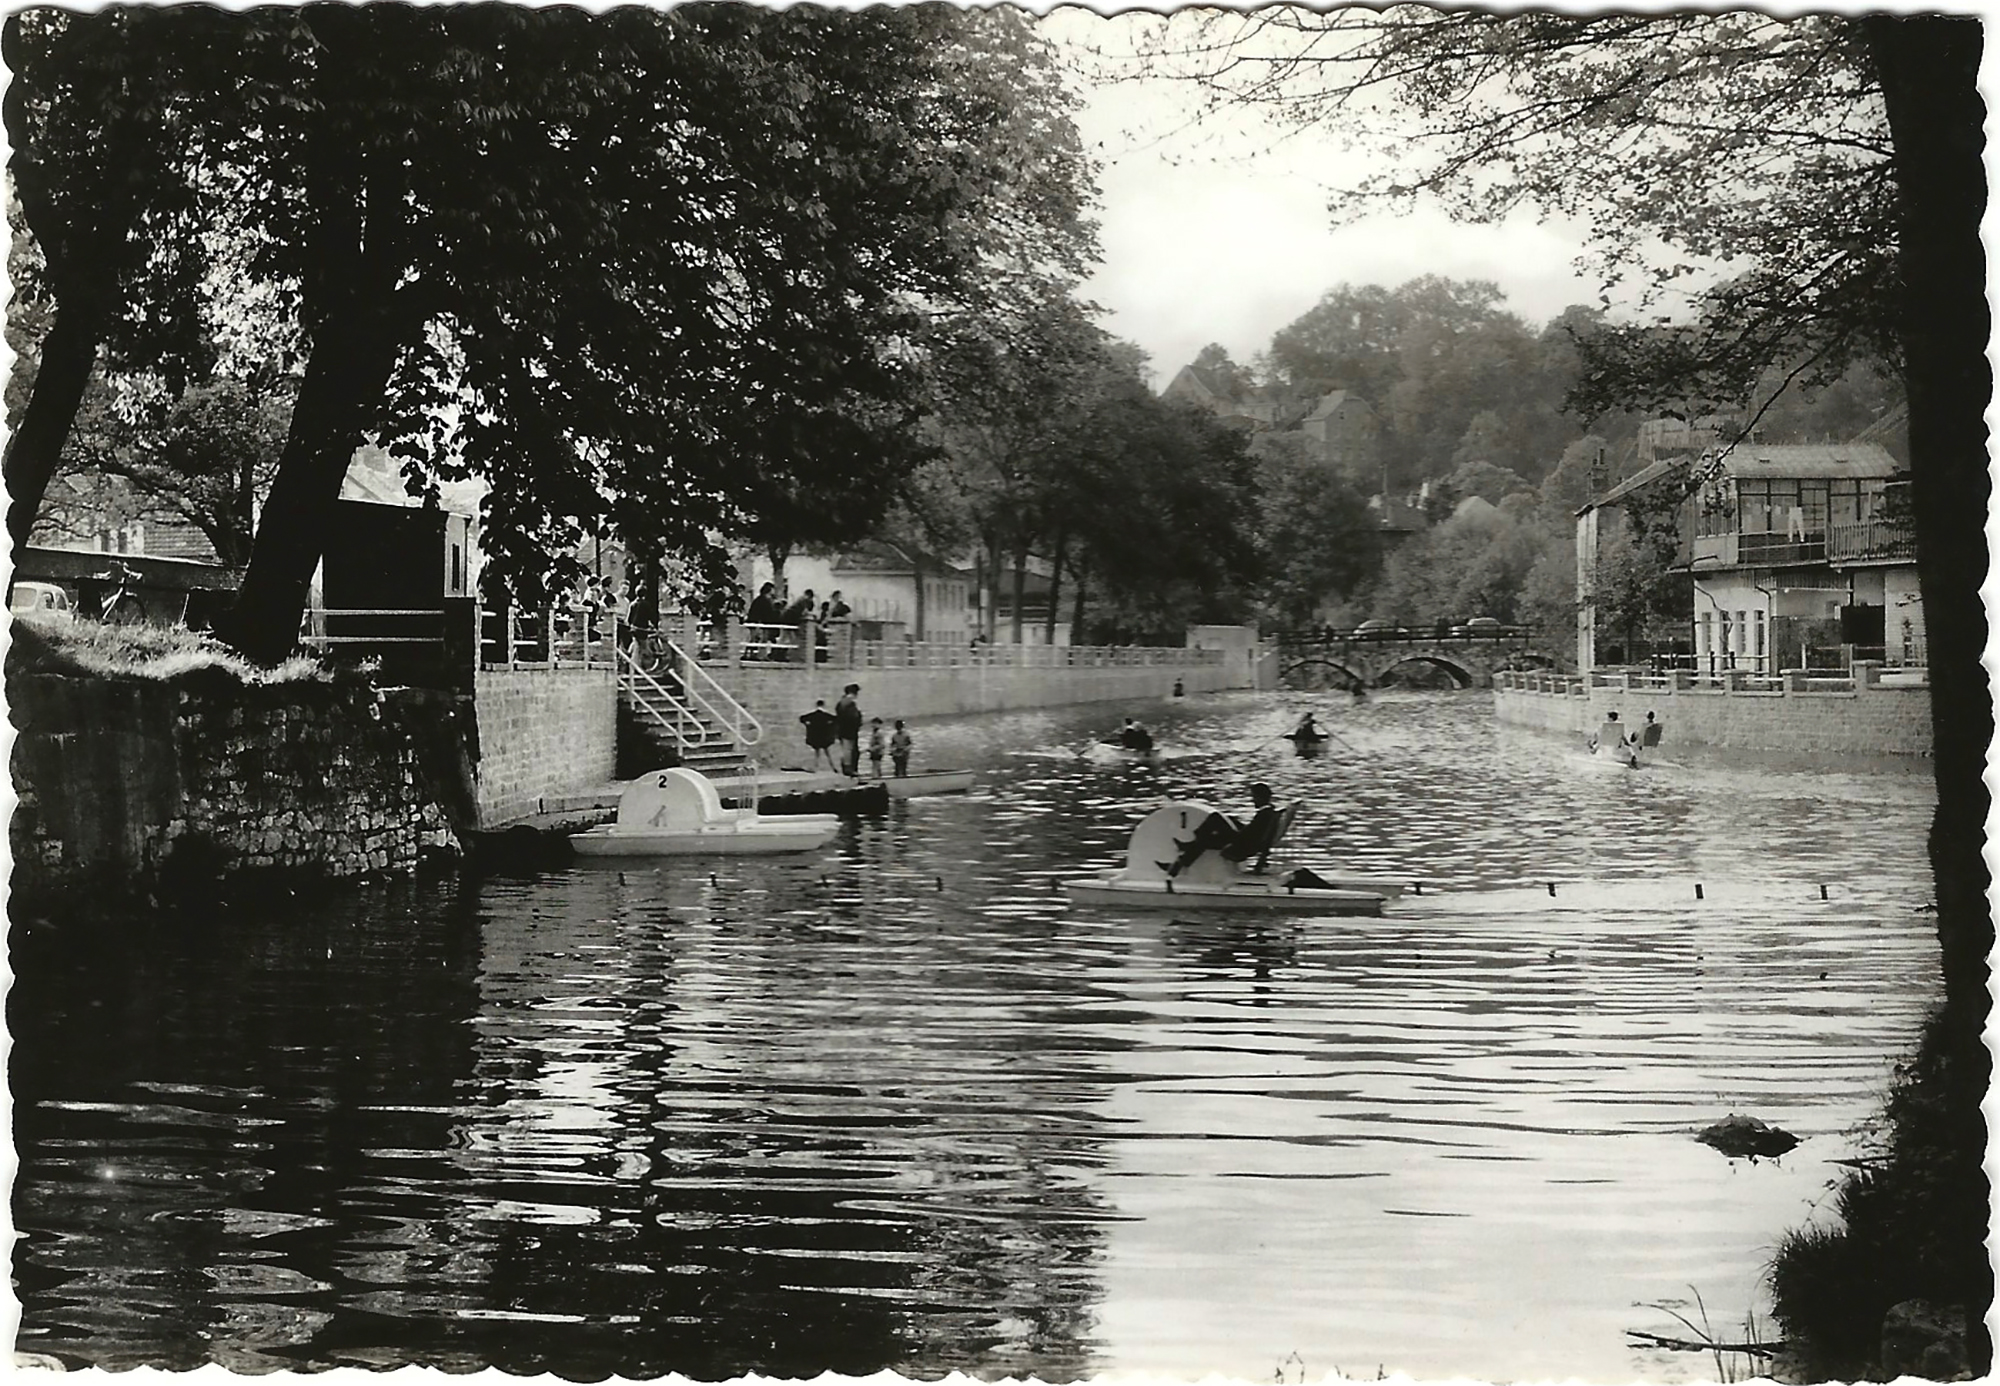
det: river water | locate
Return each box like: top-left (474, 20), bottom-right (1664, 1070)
top-left (11, 691), bottom-right (1941, 1382)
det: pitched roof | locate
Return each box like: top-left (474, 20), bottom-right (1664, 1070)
top-left (1710, 441), bottom-right (1901, 480)
top-left (827, 538), bottom-right (969, 578)
top-left (1304, 389), bottom-right (1356, 420)
top-left (1585, 456), bottom-right (1686, 512)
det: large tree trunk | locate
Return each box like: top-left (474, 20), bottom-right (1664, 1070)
top-left (212, 301), bottom-right (405, 664)
top-left (1010, 541), bottom-right (1028, 645)
top-left (1045, 526), bottom-right (1067, 647)
top-left (1866, 14), bottom-right (1991, 1042)
top-left (4, 299), bottom-right (101, 551)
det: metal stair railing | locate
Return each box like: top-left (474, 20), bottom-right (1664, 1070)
top-left (618, 654), bottom-right (724, 759)
top-left (658, 636), bottom-right (765, 751)
top-left (617, 643), bottom-right (764, 758)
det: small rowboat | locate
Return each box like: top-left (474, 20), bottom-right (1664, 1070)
top-left (571, 768), bottom-right (838, 856)
top-left (1064, 800), bottom-right (1397, 916)
top-left (881, 769), bottom-right (977, 798)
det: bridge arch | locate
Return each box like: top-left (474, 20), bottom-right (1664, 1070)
top-left (1280, 657), bottom-right (1366, 691)
top-left (1374, 653), bottom-right (1477, 690)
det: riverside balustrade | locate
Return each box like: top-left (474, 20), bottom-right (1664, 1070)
top-left (1496, 665), bottom-right (1899, 696)
top-left (656, 613), bottom-right (1225, 671)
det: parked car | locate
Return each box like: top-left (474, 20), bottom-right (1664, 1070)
top-left (9, 581), bottom-right (73, 621)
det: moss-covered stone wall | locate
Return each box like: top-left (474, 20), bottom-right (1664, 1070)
top-left (9, 671), bottom-right (474, 907)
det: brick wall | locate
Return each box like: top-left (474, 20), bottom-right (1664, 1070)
top-left (9, 673), bottom-right (470, 907)
top-left (472, 667), bottom-right (617, 826)
top-left (1494, 679), bottom-right (1933, 755)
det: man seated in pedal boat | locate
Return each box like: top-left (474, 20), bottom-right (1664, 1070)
top-left (1159, 782), bottom-right (1283, 877)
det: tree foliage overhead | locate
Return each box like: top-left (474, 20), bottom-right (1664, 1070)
top-left (1132, 9), bottom-right (1898, 419)
top-left (5, 3), bottom-right (1102, 659)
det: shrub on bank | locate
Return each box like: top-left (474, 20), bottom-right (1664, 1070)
top-left (1767, 1007), bottom-right (1990, 1380)
top-left (6, 615), bottom-right (324, 685)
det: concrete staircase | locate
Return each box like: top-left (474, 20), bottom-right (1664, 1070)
top-left (616, 644), bottom-right (762, 780)
top-left (617, 691), bottom-right (750, 777)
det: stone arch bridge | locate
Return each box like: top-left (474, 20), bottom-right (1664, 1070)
top-left (1275, 627), bottom-right (1561, 690)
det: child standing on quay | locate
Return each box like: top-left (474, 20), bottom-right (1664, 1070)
top-left (889, 720), bottom-right (913, 777)
top-left (867, 718), bottom-right (886, 778)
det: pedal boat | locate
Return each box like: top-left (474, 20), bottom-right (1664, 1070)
top-left (880, 769), bottom-right (977, 798)
top-left (1064, 800), bottom-right (1398, 915)
top-left (571, 768), bottom-right (838, 856)
top-left (1580, 741), bottom-right (1642, 770)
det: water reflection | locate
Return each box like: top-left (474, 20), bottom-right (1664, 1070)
top-left (12, 692), bottom-right (1939, 1381)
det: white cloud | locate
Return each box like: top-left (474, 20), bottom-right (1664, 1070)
top-left (1048, 11), bottom-right (1668, 386)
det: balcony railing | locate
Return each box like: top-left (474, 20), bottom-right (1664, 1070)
top-left (1826, 518), bottom-right (1917, 562)
top-left (1736, 531), bottom-right (1827, 565)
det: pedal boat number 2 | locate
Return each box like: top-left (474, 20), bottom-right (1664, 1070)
top-left (570, 767), bottom-right (839, 856)
top-left (1063, 800), bottom-right (1399, 916)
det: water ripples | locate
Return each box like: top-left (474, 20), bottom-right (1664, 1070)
top-left (12, 691), bottom-right (1939, 1381)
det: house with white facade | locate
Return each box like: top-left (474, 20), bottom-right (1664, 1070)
top-left (1681, 441), bottom-right (1916, 673)
top-left (1575, 439), bottom-right (1917, 672)
top-left (746, 540), bottom-right (972, 643)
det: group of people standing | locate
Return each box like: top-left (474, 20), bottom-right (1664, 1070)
top-left (799, 683), bottom-right (913, 779)
top-left (745, 583), bottom-right (851, 664)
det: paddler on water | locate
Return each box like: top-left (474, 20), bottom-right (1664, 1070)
top-left (1111, 718), bottom-right (1154, 753)
top-left (1588, 709), bottom-right (1637, 765)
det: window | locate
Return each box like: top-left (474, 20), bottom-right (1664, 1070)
top-left (1831, 478), bottom-right (1859, 528)
top-left (1738, 480), bottom-right (1771, 534)
top-left (1799, 480), bottom-right (1828, 535)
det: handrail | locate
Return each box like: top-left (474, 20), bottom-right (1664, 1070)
top-left (665, 636), bottom-right (764, 748)
top-left (616, 656), bottom-right (713, 758)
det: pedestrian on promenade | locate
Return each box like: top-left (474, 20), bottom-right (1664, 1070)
top-left (746, 582), bottom-right (780, 627)
top-left (890, 720), bottom-right (913, 777)
top-left (834, 683), bottom-right (864, 777)
top-left (800, 699), bottom-right (838, 772)
top-left (867, 718), bottom-right (886, 778)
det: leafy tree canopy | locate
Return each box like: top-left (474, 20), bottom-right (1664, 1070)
top-left (1130, 9), bottom-right (1896, 420)
top-left (6, 3), bottom-right (1103, 659)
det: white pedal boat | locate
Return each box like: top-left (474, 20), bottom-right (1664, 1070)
top-left (571, 768), bottom-right (838, 856)
top-left (1064, 800), bottom-right (1400, 916)
top-left (1578, 743), bottom-right (1643, 771)
top-left (880, 769), bottom-right (977, 798)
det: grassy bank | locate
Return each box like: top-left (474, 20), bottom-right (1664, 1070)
top-left (1766, 1006), bottom-right (1990, 1380)
top-left (7, 615), bottom-right (322, 684)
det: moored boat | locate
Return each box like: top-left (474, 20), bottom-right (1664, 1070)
top-left (1063, 800), bottom-right (1398, 915)
top-left (880, 769), bottom-right (977, 798)
top-left (571, 768), bottom-right (838, 856)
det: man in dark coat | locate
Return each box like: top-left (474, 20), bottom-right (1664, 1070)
top-left (833, 683), bottom-right (864, 777)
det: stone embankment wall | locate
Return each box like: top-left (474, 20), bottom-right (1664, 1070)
top-left (472, 667), bottom-right (617, 826)
top-left (711, 659), bottom-right (1234, 748)
top-left (1494, 670), bottom-right (1932, 755)
top-left (9, 672), bottom-right (476, 907)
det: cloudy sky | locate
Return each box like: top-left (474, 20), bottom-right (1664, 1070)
top-left (1040, 9), bottom-right (1658, 387)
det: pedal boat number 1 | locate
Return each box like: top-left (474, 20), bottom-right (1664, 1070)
top-left (1063, 800), bottom-right (1399, 916)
